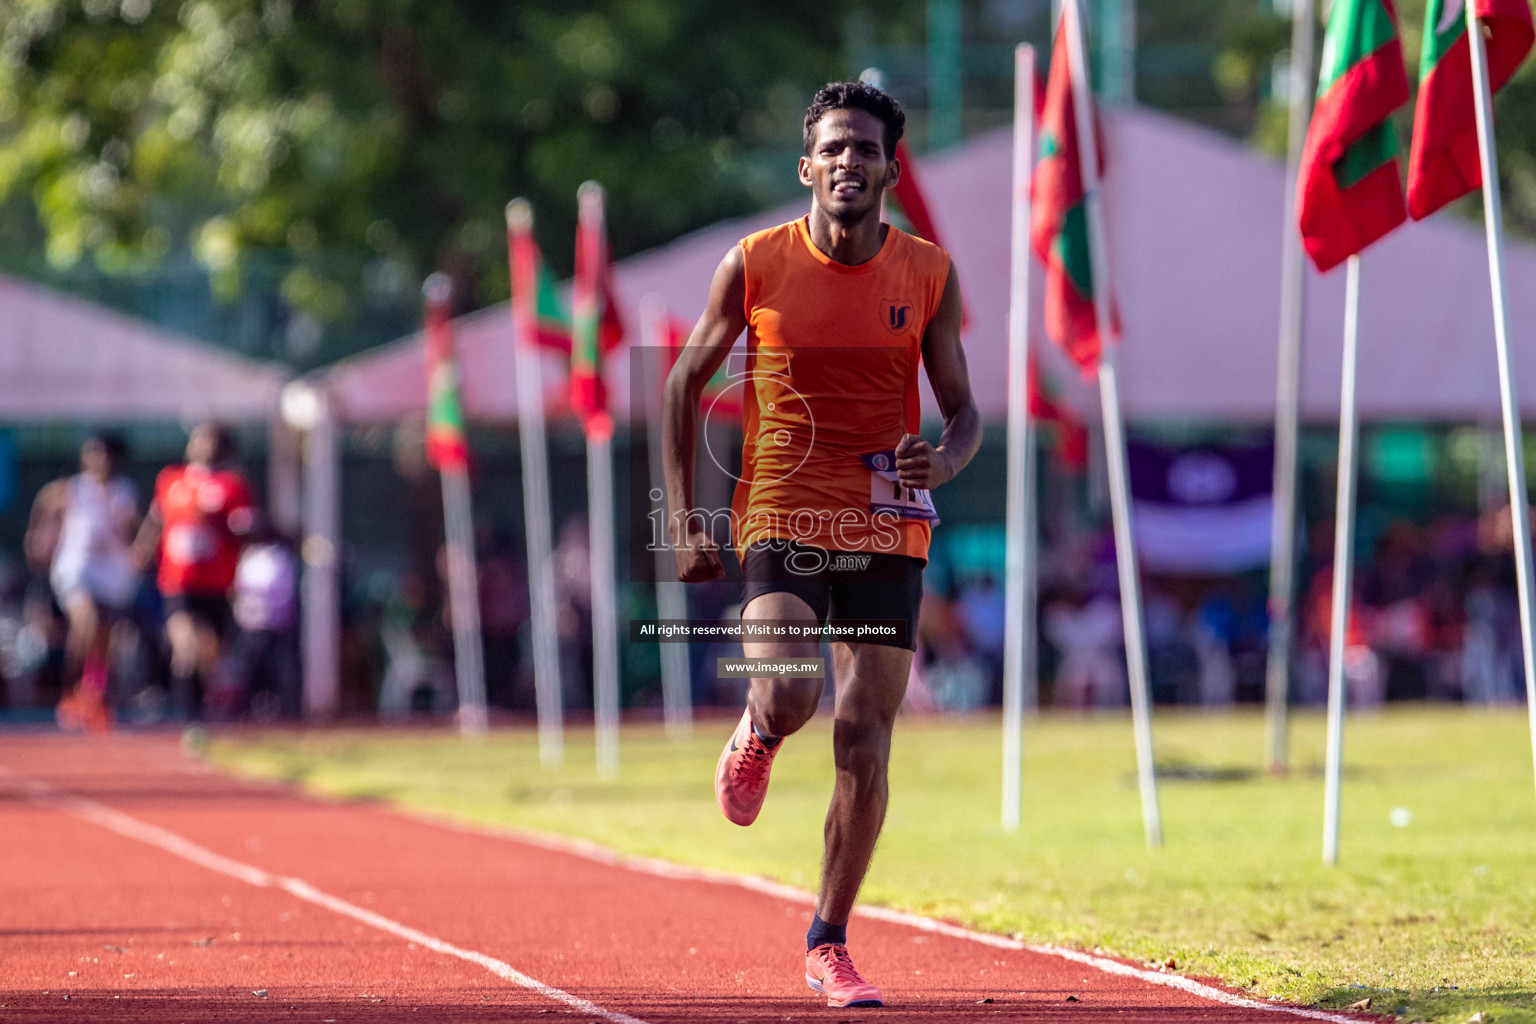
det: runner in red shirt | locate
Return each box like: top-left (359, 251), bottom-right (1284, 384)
top-left (134, 422), bottom-right (254, 720)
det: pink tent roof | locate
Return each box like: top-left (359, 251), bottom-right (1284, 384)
top-left (0, 273), bottom-right (287, 421)
top-left (319, 105), bottom-right (1536, 424)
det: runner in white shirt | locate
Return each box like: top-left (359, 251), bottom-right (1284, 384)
top-left (24, 435), bottom-right (140, 730)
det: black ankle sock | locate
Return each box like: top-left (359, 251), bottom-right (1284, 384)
top-left (752, 722), bottom-right (781, 747)
top-left (806, 914), bottom-right (847, 950)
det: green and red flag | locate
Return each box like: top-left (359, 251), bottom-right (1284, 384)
top-left (1297, 0), bottom-right (1412, 271)
top-left (571, 182), bottom-right (626, 436)
top-left (508, 214), bottom-right (573, 353)
top-left (661, 311), bottom-right (742, 417)
top-left (1030, 7), bottom-right (1114, 375)
top-left (889, 139), bottom-right (944, 246)
top-left (1407, 0), bottom-right (1534, 219)
top-left (888, 139), bottom-right (972, 328)
top-left (423, 273), bottom-right (469, 472)
top-left (527, 262), bottom-right (575, 352)
top-left (1028, 352), bottom-right (1089, 471)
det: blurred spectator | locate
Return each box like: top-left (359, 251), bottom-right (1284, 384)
top-left (1193, 589), bottom-right (1238, 709)
top-left (918, 582), bottom-right (990, 712)
top-left (955, 573), bottom-right (1006, 702)
top-left (226, 516), bottom-right (301, 721)
top-left (378, 571), bottom-right (454, 718)
top-left (554, 517), bottom-right (594, 710)
top-left (472, 527), bottom-right (529, 710)
top-left (1045, 590), bottom-right (1126, 709)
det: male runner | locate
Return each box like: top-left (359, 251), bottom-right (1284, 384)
top-left (133, 422), bottom-right (254, 720)
top-left (25, 435), bottom-right (141, 730)
top-left (662, 81), bottom-right (980, 1008)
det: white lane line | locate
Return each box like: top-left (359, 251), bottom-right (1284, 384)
top-left (2, 771), bottom-right (649, 1024)
top-left (402, 808), bottom-right (1369, 1024)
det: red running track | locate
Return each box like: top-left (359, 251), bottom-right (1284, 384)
top-left (0, 732), bottom-right (1372, 1023)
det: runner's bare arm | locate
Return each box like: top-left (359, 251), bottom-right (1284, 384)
top-left (22, 480), bottom-right (66, 572)
top-left (115, 490), bottom-right (142, 546)
top-left (897, 263), bottom-right (979, 489)
top-left (662, 246), bottom-right (748, 582)
top-left (131, 502), bottom-right (163, 572)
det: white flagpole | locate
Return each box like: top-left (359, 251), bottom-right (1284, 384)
top-left (641, 294), bottom-right (695, 738)
top-left (577, 182), bottom-right (622, 778)
top-left (1264, 0), bottom-right (1317, 777)
top-left (588, 421), bottom-right (621, 775)
top-left (425, 274), bottom-right (489, 737)
top-left (1065, 0), bottom-right (1162, 848)
top-left (291, 383), bottom-right (340, 720)
top-left (1002, 43), bottom-right (1037, 834)
top-left (1466, 6), bottom-right (1536, 795)
top-left (507, 199), bottom-right (565, 769)
top-left (1322, 253), bottom-right (1362, 867)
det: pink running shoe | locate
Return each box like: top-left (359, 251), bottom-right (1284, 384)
top-left (805, 943), bottom-right (883, 1008)
top-left (714, 707), bottom-right (781, 826)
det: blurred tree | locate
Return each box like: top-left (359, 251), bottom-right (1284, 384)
top-left (0, 0), bottom-right (909, 339)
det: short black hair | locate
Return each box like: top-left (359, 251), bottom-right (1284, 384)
top-left (802, 81), bottom-right (905, 160)
top-left (198, 421), bottom-right (238, 463)
top-left (84, 433), bottom-right (128, 463)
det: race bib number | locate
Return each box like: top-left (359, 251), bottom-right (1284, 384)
top-left (860, 450), bottom-right (940, 524)
top-left (165, 523), bottom-right (219, 565)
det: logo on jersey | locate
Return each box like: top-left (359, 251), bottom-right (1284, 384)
top-left (881, 299), bottom-right (914, 335)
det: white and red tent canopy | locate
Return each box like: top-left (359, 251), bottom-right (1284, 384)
top-left (316, 105), bottom-right (1536, 426)
top-left (0, 272), bottom-right (287, 422)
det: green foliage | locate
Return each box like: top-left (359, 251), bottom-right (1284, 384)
top-left (0, 0), bottom-right (890, 320)
top-left (214, 707), bottom-right (1536, 1024)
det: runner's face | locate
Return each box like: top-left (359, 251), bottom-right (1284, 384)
top-left (80, 441), bottom-right (111, 480)
top-left (799, 108), bottom-right (896, 223)
top-left (186, 426), bottom-right (215, 466)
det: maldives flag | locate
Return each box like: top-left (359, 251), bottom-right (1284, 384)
top-left (1030, 8), bottom-right (1113, 375)
top-left (1028, 352), bottom-right (1089, 471)
top-left (1407, 0), bottom-right (1533, 219)
top-left (1296, 0), bottom-right (1412, 272)
top-left (661, 312), bottom-right (741, 417)
top-left (889, 140), bottom-right (944, 246)
top-left (571, 182), bottom-right (626, 435)
top-left (423, 274), bottom-right (469, 472)
top-left (888, 139), bottom-right (972, 328)
top-left (507, 219), bottom-right (573, 353)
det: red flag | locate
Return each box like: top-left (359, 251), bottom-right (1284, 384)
top-left (571, 182), bottom-right (626, 435)
top-left (1030, 7), bottom-right (1115, 375)
top-left (1407, 0), bottom-right (1533, 219)
top-left (423, 274), bottom-right (469, 472)
top-left (889, 139), bottom-right (944, 246)
top-left (661, 313), bottom-right (741, 417)
top-left (507, 208), bottom-right (573, 354)
top-left (1296, 0), bottom-right (1411, 271)
top-left (507, 201), bottom-right (570, 419)
top-left (888, 139), bottom-right (971, 329)
top-left (1028, 352), bottom-right (1088, 471)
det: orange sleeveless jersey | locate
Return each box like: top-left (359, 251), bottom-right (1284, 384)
top-left (730, 217), bottom-right (951, 562)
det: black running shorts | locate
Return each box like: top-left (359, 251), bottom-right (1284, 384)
top-left (740, 539), bottom-right (924, 651)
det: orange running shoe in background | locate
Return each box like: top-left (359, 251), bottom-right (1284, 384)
top-left (805, 943), bottom-right (883, 1008)
top-left (714, 707), bottom-right (781, 826)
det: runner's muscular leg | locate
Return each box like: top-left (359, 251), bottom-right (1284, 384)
top-left (61, 592), bottom-right (101, 687)
top-left (817, 640), bottom-right (912, 926)
top-left (165, 612), bottom-right (201, 678)
top-left (741, 591), bottom-right (823, 737)
top-left (194, 621), bottom-right (222, 680)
